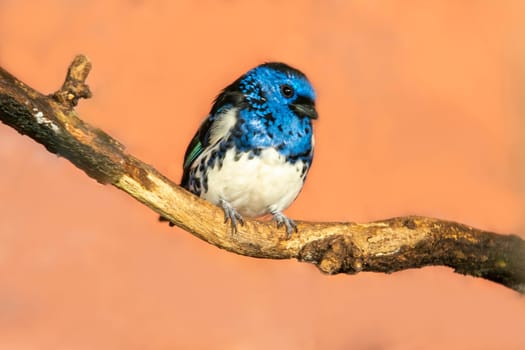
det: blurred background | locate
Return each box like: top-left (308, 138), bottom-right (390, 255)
top-left (1, 1), bottom-right (524, 349)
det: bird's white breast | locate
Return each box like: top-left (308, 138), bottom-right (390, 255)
top-left (202, 148), bottom-right (306, 217)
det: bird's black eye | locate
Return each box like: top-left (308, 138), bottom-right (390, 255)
top-left (280, 84), bottom-right (294, 98)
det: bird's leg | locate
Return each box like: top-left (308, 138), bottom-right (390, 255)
top-left (219, 199), bottom-right (244, 234)
top-left (271, 211), bottom-right (297, 237)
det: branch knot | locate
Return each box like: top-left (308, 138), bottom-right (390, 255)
top-left (299, 235), bottom-right (361, 274)
top-left (52, 55), bottom-right (92, 108)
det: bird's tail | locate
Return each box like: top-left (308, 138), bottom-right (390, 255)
top-left (158, 216), bottom-right (175, 227)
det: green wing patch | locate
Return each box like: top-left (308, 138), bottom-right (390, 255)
top-left (183, 139), bottom-right (203, 170)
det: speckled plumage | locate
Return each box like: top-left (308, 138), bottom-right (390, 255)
top-left (171, 62), bottom-right (318, 235)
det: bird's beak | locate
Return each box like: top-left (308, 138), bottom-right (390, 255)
top-left (291, 102), bottom-right (318, 120)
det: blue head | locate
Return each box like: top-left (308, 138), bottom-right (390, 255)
top-left (212, 62), bottom-right (318, 163)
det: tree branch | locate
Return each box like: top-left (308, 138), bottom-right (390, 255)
top-left (1, 55), bottom-right (524, 293)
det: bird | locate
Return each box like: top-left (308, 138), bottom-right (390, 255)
top-left (161, 62), bottom-right (318, 236)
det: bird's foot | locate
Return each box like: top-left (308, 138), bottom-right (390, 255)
top-left (219, 199), bottom-right (244, 234)
top-left (272, 211), bottom-right (297, 238)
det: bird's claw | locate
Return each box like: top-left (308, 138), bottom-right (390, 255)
top-left (272, 212), bottom-right (297, 238)
top-left (219, 199), bottom-right (244, 234)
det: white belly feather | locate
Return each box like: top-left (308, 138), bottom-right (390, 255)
top-left (202, 148), bottom-right (305, 217)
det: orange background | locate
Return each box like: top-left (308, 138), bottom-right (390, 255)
top-left (1, 1), bottom-right (525, 349)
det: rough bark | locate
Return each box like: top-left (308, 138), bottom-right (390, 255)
top-left (1, 55), bottom-right (524, 293)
